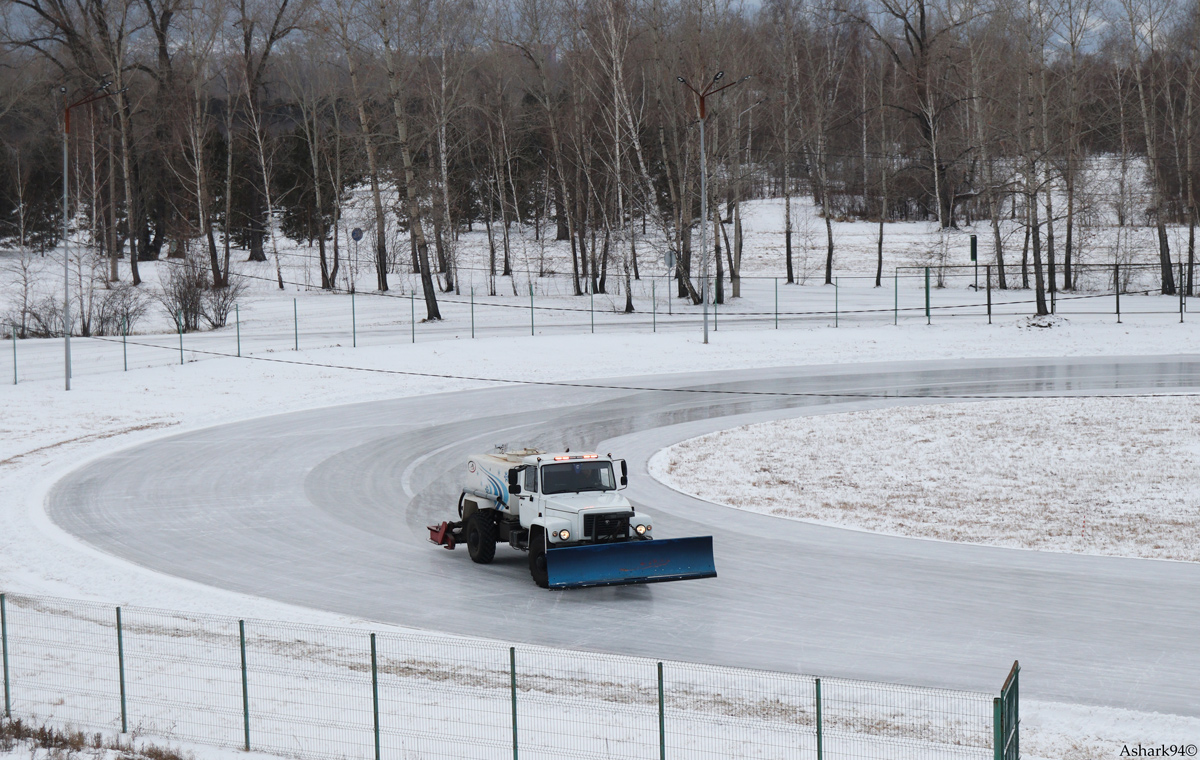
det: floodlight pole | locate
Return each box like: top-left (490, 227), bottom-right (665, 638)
top-left (678, 72), bottom-right (749, 345)
top-left (62, 81), bottom-right (122, 390)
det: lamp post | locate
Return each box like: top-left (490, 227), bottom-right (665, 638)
top-left (677, 72), bottom-right (749, 344)
top-left (61, 80), bottom-right (123, 390)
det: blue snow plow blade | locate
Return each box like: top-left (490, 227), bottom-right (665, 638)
top-left (546, 536), bottom-right (717, 589)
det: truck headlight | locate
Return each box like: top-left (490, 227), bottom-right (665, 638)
top-left (557, 529), bottom-right (571, 540)
top-left (635, 524), bottom-right (647, 535)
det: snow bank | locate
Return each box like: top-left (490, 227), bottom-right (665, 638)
top-left (648, 396), bottom-right (1200, 562)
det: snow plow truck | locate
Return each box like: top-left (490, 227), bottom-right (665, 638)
top-left (428, 448), bottom-right (717, 589)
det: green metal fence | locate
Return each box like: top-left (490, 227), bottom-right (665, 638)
top-left (0, 592), bottom-right (1015, 760)
top-left (995, 662), bottom-right (1019, 760)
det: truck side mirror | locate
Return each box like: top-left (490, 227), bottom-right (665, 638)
top-left (619, 460), bottom-right (628, 487)
top-left (508, 468), bottom-right (522, 495)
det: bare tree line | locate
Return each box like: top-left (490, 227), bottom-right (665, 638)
top-left (1, 0), bottom-right (1198, 324)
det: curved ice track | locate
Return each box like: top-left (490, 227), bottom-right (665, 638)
top-left (47, 356), bottom-right (1200, 716)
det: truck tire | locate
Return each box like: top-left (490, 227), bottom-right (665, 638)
top-left (529, 527), bottom-right (549, 588)
top-left (466, 513), bottom-right (496, 564)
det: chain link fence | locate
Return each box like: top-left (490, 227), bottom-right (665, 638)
top-left (6, 257), bottom-right (1197, 386)
top-left (0, 592), bottom-right (1007, 760)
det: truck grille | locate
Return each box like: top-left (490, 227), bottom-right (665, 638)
top-left (584, 512), bottom-right (630, 542)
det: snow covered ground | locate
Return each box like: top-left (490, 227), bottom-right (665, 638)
top-left (649, 395), bottom-right (1200, 563)
top-left (3, 194), bottom-right (1200, 758)
top-left (4, 319), bottom-right (1200, 757)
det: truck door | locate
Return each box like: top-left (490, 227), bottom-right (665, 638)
top-left (520, 465), bottom-right (539, 517)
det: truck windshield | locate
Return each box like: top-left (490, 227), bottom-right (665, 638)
top-left (541, 461), bottom-right (616, 495)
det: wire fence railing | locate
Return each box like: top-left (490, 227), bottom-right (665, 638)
top-left (4, 261), bottom-right (1190, 387)
top-left (0, 592), bottom-right (1009, 760)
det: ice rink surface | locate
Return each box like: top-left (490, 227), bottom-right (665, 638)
top-left (46, 356), bottom-right (1200, 717)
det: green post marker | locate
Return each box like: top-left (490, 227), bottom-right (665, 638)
top-left (815, 677), bottom-right (824, 760)
top-left (411, 292), bottom-right (415, 343)
top-left (293, 298), bottom-right (298, 351)
top-left (239, 620), bottom-right (250, 751)
top-left (370, 634), bottom-right (380, 760)
top-left (1116, 264), bottom-right (1121, 324)
top-left (352, 291), bottom-right (357, 348)
top-left (470, 288), bottom-right (475, 339)
top-left (894, 270), bottom-right (899, 325)
top-left (509, 646), bottom-right (518, 760)
top-left (591, 291), bottom-right (594, 334)
top-left (116, 607), bottom-right (127, 733)
top-left (121, 318), bottom-right (127, 372)
top-left (530, 285), bottom-right (535, 336)
top-left (834, 277), bottom-right (839, 328)
top-left (993, 697), bottom-right (1002, 760)
top-left (925, 267), bottom-right (931, 325)
top-left (1181, 261), bottom-right (1185, 323)
top-left (971, 234), bottom-right (978, 291)
top-left (177, 311), bottom-right (184, 364)
top-left (235, 304), bottom-right (241, 357)
top-left (774, 278), bottom-right (779, 329)
top-left (987, 265), bottom-right (993, 324)
top-left (657, 662), bottom-right (665, 760)
top-left (11, 329), bottom-right (16, 385)
top-left (2, 593), bottom-right (10, 719)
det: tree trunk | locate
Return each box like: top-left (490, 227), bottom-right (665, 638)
top-left (117, 97), bottom-right (141, 286)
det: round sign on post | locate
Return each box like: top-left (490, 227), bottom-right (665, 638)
top-left (352, 228), bottom-right (364, 242)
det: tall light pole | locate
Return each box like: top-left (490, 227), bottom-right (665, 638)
top-left (61, 80), bottom-right (122, 390)
top-left (678, 72), bottom-right (749, 344)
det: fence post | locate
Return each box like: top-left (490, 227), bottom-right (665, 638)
top-left (352, 291), bottom-right (357, 347)
top-left (1180, 261), bottom-right (1185, 323)
top-left (774, 278), bottom-right (778, 329)
top-left (834, 278), bottom-right (839, 328)
top-left (987, 265), bottom-right (992, 325)
top-left (652, 281), bottom-right (656, 333)
top-left (530, 285), bottom-right (535, 337)
top-left (591, 291), bottom-right (594, 334)
top-left (1, 593), bottom-right (10, 719)
top-left (657, 662), bottom-right (665, 760)
top-left (509, 646), bottom-right (518, 760)
top-left (714, 296), bottom-right (718, 331)
top-left (10, 329), bottom-right (15, 385)
top-left (235, 304), bottom-right (241, 357)
top-left (993, 697), bottom-right (1002, 760)
top-left (815, 677), bottom-right (823, 760)
top-left (176, 311), bottom-right (184, 365)
top-left (1115, 264), bottom-right (1121, 324)
top-left (411, 292), bottom-right (415, 344)
top-left (116, 607), bottom-right (127, 733)
top-left (293, 298), bottom-right (299, 351)
top-left (121, 318), bottom-right (127, 372)
top-left (894, 270), bottom-right (898, 325)
top-left (370, 633), bottom-right (380, 760)
top-left (925, 267), bottom-right (931, 325)
top-left (239, 620), bottom-right (250, 751)
top-left (470, 288), bottom-right (475, 339)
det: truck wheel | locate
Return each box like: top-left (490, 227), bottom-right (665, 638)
top-left (529, 527), bottom-right (549, 588)
top-left (466, 513), bottom-right (496, 564)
